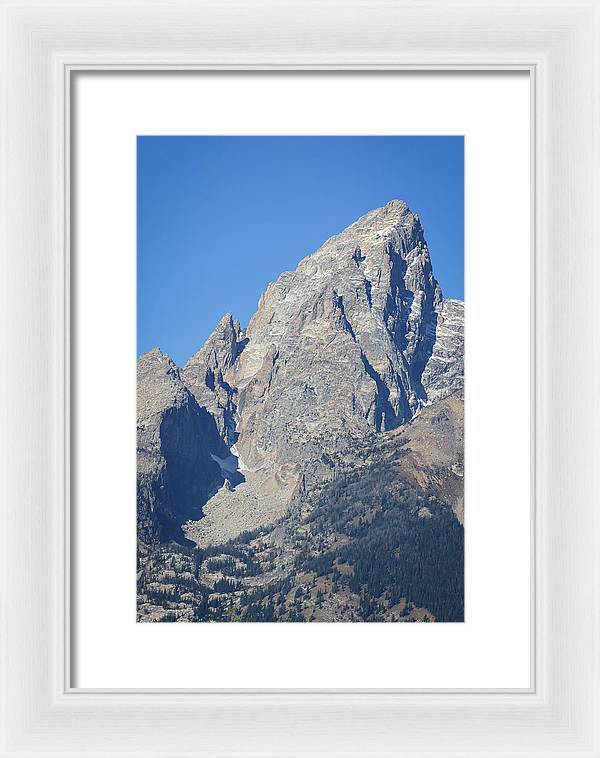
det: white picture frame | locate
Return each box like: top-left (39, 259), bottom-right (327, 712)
top-left (1, 1), bottom-right (599, 755)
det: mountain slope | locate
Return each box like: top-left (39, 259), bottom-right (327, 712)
top-left (138, 394), bottom-right (464, 622)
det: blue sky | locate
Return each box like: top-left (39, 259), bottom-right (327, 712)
top-left (138, 136), bottom-right (464, 366)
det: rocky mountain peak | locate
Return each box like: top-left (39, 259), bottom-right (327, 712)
top-left (185, 312), bottom-right (244, 377)
top-left (181, 312), bottom-right (246, 446)
top-left (231, 201), bottom-right (445, 471)
top-left (137, 348), bottom-right (187, 415)
top-left (315, 199), bottom-right (422, 258)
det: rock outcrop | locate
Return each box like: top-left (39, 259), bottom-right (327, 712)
top-left (422, 298), bottom-right (464, 402)
top-left (137, 348), bottom-right (226, 544)
top-left (182, 313), bottom-right (246, 447)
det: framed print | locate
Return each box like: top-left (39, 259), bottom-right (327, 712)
top-left (2, 1), bottom-right (599, 756)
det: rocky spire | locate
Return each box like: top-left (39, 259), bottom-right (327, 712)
top-left (231, 200), bottom-right (446, 472)
top-left (136, 348), bottom-right (226, 544)
top-left (182, 313), bottom-right (246, 446)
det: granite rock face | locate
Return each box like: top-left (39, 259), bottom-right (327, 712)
top-left (422, 298), bottom-right (464, 403)
top-left (182, 313), bottom-right (246, 447)
top-left (232, 200), bottom-right (444, 473)
top-left (137, 348), bottom-right (226, 544)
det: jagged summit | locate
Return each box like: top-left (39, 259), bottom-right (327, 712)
top-left (347, 198), bottom-right (413, 227)
top-left (335, 198), bottom-right (411, 229)
top-left (137, 348), bottom-right (185, 415)
top-left (384, 198), bottom-right (408, 209)
top-left (215, 311), bottom-right (242, 334)
top-left (296, 199), bottom-right (420, 266)
top-left (184, 312), bottom-right (244, 375)
top-left (230, 199), bottom-right (444, 471)
top-left (139, 345), bottom-right (169, 362)
top-left (182, 312), bottom-right (246, 447)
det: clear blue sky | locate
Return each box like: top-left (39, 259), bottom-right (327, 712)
top-left (138, 136), bottom-right (464, 366)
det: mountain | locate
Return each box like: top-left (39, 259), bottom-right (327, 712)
top-left (136, 200), bottom-right (464, 622)
top-left (421, 298), bottom-right (464, 402)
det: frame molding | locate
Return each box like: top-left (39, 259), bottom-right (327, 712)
top-left (1, 1), bottom-right (599, 755)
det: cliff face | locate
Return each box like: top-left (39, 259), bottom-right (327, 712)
top-left (136, 348), bottom-right (226, 544)
top-left (182, 313), bottom-right (245, 447)
top-left (422, 298), bottom-right (464, 403)
top-left (230, 200), bottom-right (444, 472)
top-left (137, 200), bottom-right (464, 590)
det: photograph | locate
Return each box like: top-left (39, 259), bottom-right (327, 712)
top-left (6, 2), bottom-right (599, 753)
top-left (136, 136), bottom-right (465, 622)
